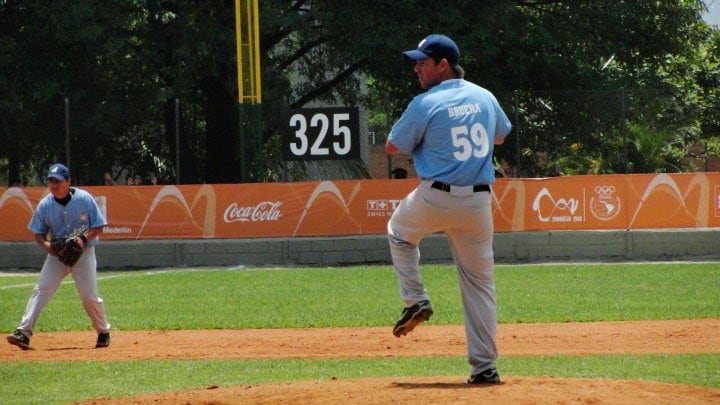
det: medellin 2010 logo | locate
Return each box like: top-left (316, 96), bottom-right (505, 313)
top-left (589, 185), bottom-right (621, 221)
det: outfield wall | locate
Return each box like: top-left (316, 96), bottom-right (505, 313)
top-left (2, 173), bottom-right (718, 269)
top-left (2, 173), bottom-right (720, 242)
top-left (1, 229), bottom-right (718, 270)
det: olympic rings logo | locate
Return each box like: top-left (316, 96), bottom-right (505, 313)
top-left (594, 185), bottom-right (616, 195)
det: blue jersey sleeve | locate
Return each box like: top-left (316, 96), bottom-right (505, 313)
top-left (387, 98), bottom-right (428, 155)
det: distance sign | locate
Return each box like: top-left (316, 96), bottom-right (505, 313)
top-left (282, 107), bottom-right (360, 160)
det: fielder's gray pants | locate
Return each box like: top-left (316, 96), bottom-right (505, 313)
top-left (17, 246), bottom-right (110, 337)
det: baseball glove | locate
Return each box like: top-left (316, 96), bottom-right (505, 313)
top-left (51, 237), bottom-right (83, 267)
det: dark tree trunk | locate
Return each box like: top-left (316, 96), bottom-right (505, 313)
top-left (203, 78), bottom-right (239, 184)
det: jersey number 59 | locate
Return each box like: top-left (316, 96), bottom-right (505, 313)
top-left (451, 123), bottom-right (490, 161)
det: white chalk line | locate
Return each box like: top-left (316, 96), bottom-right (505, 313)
top-left (0, 265), bottom-right (263, 291)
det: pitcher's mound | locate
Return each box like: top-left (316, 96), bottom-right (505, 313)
top-left (78, 376), bottom-right (720, 404)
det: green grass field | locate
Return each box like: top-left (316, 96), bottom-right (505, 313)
top-left (1, 263), bottom-right (718, 404)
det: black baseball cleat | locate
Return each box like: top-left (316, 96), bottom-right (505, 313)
top-left (392, 300), bottom-right (433, 337)
top-left (7, 329), bottom-right (31, 350)
top-left (96, 332), bottom-right (111, 348)
top-left (467, 367), bottom-right (501, 384)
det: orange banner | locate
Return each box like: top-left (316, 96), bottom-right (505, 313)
top-left (1, 173), bottom-right (719, 241)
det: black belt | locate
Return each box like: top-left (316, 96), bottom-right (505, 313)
top-left (431, 181), bottom-right (490, 193)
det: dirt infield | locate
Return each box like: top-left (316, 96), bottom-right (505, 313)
top-left (3, 319), bottom-right (719, 403)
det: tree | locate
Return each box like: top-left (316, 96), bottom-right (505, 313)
top-left (494, 0), bottom-right (709, 175)
top-left (1, 0), bottom-right (716, 185)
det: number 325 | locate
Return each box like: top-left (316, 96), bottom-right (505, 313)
top-left (289, 113), bottom-right (351, 156)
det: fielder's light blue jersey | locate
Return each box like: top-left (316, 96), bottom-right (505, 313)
top-left (28, 188), bottom-right (107, 247)
top-left (388, 79), bottom-right (512, 186)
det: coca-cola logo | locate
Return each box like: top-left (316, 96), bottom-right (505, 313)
top-left (223, 201), bottom-right (283, 223)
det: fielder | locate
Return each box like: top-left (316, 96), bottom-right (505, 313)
top-left (7, 163), bottom-right (111, 350)
top-left (386, 34), bottom-right (512, 384)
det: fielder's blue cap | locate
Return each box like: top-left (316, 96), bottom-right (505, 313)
top-left (47, 163), bottom-right (71, 180)
top-left (403, 34), bottom-right (460, 65)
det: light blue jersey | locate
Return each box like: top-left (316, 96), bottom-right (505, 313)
top-left (28, 188), bottom-right (107, 247)
top-left (388, 79), bottom-right (512, 186)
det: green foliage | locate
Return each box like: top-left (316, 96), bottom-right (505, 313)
top-left (706, 137), bottom-right (720, 156)
top-left (259, 132), bottom-right (307, 182)
top-left (1, 1), bottom-right (719, 184)
top-left (366, 77), bottom-right (393, 143)
top-left (624, 122), bottom-right (690, 173)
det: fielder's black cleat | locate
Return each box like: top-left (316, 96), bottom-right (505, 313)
top-left (7, 329), bottom-right (31, 350)
top-left (393, 300), bottom-right (433, 337)
top-left (467, 367), bottom-right (501, 384)
top-left (96, 332), bottom-right (111, 348)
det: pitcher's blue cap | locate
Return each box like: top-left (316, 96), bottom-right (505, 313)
top-left (403, 34), bottom-right (460, 65)
top-left (47, 163), bottom-right (70, 180)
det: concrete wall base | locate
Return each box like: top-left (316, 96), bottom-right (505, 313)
top-left (1, 229), bottom-right (718, 271)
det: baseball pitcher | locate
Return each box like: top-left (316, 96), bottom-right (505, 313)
top-left (386, 34), bottom-right (512, 384)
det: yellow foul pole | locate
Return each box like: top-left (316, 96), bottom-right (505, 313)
top-left (235, 0), bottom-right (261, 104)
top-left (235, 0), bottom-right (262, 181)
